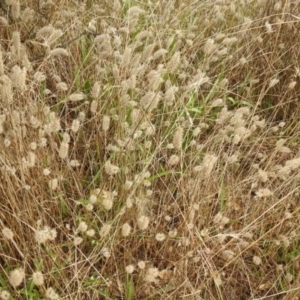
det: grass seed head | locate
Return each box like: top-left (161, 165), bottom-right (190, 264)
top-left (9, 268), bottom-right (25, 288)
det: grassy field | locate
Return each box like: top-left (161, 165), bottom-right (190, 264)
top-left (0, 0), bottom-right (300, 299)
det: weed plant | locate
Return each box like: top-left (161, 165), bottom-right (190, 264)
top-left (0, 0), bottom-right (300, 299)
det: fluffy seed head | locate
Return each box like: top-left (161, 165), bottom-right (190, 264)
top-left (137, 215), bottom-right (150, 230)
top-left (91, 81), bottom-right (101, 99)
top-left (104, 161), bottom-right (120, 175)
top-left (100, 247), bottom-right (111, 258)
top-left (253, 256), bottom-right (262, 265)
top-left (33, 72), bottom-right (46, 83)
top-left (269, 78), bottom-right (279, 88)
top-left (34, 226), bottom-right (57, 244)
top-left (77, 221), bottom-right (88, 233)
top-left (167, 155), bottom-right (180, 166)
top-left (2, 227), bottom-right (14, 240)
top-left (62, 132), bottom-right (70, 143)
top-left (121, 47), bottom-right (132, 69)
top-left (152, 48), bottom-right (168, 60)
top-left (265, 21), bottom-right (273, 33)
top-left (11, 1), bottom-right (20, 20)
top-left (102, 115), bottom-right (111, 131)
top-left (59, 142), bottom-right (69, 159)
top-left (125, 265), bottom-right (135, 274)
top-left (288, 81), bottom-right (296, 89)
top-left (90, 100), bottom-right (98, 114)
top-left (0, 290), bottom-right (10, 300)
top-left (166, 51), bottom-right (180, 73)
top-left (71, 119), bottom-right (80, 133)
top-left (9, 268), bottom-right (25, 288)
top-left (85, 203), bottom-right (93, 211)
top-left (49, 48), bottom-right (69, 57)
top-left (45, 287), bottom-right (59, 300)
top-left (73, 236), bottom-right (83, 246)
top-left (11, 65), bottom-right (27, 91)
top-left (144, 267), bottom-right (159, 283)
top-left (32, 271), bottom-right (44, 286)
top-left (99, 224), bottom-right (112, 237)
top-left (203, 38), bottom-right (217, 55)
top-left (68, 92), bottom-right (85, 102)
top-left (43, 168), bottom-right (51, 176)
top-left (140, 92), bottom-right (161, 112)
top-left (173, 127), bottom-right (183, 150)
top-left (155, 233), bottom-right (166, 241)
top-left (102, 190), bottom-right (114, 210)
top-left (142, 42), bottom-right (157, 61)
top-left (86, 229), bottom-right (95, 237)
top-left (56, 82), bottom-right (68, 91)
top-left (122, 223), bottom-right (132, 237)
top-left (147, 70), bottom-right (163, 90)
top-left (138, 261), bottom-right (146, 269)
top-left (255, 188), bottom-right (273, 198)
top-left (12, 31), bottom-right (21, 60)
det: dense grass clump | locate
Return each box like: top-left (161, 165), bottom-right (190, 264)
top-left (0, 0), bottom-right (300, 299)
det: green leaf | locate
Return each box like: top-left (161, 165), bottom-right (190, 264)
top-left (126, 275), bottom-right (135, 300)
top-left (74, 65), bottom-right (81, 90)
top-left (240, 100), bottom-right (254, 107)
top-left (0, 273), bottom-right (7, 287)
top-left (84, 80), bottom-right (91, 94)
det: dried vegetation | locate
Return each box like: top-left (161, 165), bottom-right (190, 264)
top-left (0, 0), bottom-right (300, 299)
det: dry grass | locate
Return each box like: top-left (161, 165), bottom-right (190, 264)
top-left (0, 0), bottom-right (300, 299)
